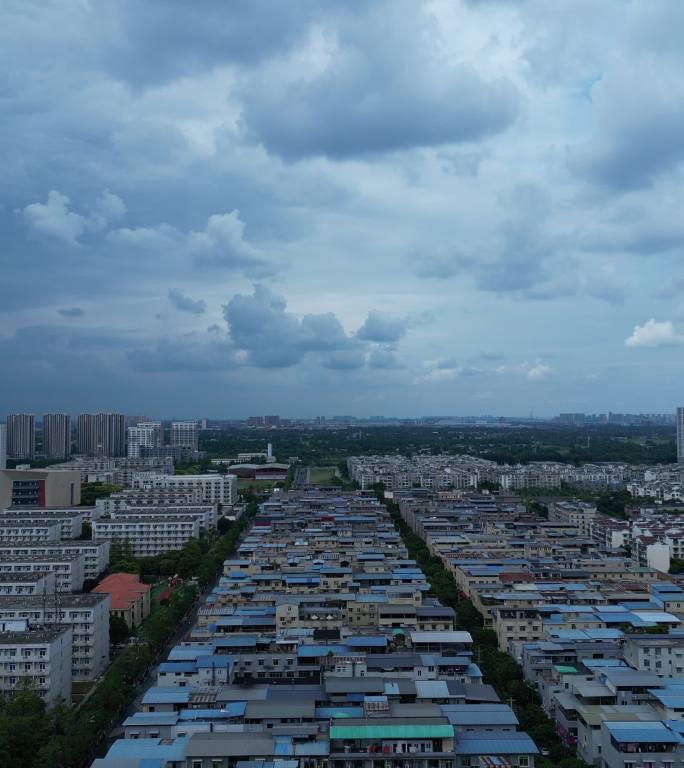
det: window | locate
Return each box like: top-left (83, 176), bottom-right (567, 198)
top-left (519, 757), bottom-right (529, 768)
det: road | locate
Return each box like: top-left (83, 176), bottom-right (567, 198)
top-left (292, 467), bottom-right (309, 489)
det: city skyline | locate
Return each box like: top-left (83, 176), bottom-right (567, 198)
top-left (3, 2), bottom-right (684, 415)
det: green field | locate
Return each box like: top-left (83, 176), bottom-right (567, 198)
top-left (308, 466), bottom-right (339, 485)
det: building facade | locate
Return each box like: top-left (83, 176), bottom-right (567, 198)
top-left (77, 413), bottom-right (126, 457)
top-left (0, 626), bottom-right (73, 704)
top-left (170, 421), bottom-right (199, 451)
top-left (6, 413), bottom-right (35, 459)
top-left (43, 413), bottom-right (72, 459)
top-left (677, 407), bottom-right (684, 464)
top-left (0, 423), bottom-right (6, 469)
top-left (127, 422), bottom-right (163, 458)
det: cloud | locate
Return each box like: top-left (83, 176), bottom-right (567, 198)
top-left (527, 364), bottom-right (552, 381)
top-left (109, 209), bottom-right (274, 277)
top-left (168, 288), bottom-right (207, 315)
top-left (496, 361), bottom-right (553, 381)
top-left (357, 310), bottom-right (409, 343)
top-left (21, 191), bottom-right (88, 244)
top-left (223, 284), bottom-right (362, 368)
top-left (57, 307), bottom-right (85, 318)
top-left (625, 318), bottom-right (684, 348)
top-left (367, 346), bottom-right (403, 369)
top-left (21, 189), bottom-right (127, 244)
top-left (242, 2), bottom-right (519, 159)
top-left (571, 62), bottom-right (684, 189)
top-left (128, 335), bottom-right (238, 372)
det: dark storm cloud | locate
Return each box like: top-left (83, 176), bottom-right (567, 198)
top-left (168, 289), bottom-right (207, 315)
top-left (356, 311), bottom-right (409, 343)
top-left (223, 285), bottom-right (363, 368)
top-left (99, 0), bottom-right (324, 86)
top-left (242, 2), bottom-right (519, 159)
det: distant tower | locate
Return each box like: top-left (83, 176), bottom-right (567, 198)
top-left (267, 442), bottom-right (273, 461)
top-left (677, 407), bottom-right (684, 464)
top-left (43, 413), bottom-right (72, 459)
top-left (6, 413), bottom-right (35, 459)
top-left (0, 423), bottom-right (6, 469)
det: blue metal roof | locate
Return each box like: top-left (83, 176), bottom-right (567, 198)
top-left (107, 737), bottom-right (189, 761)
top-left (606, 722), bottom-right (681, 743)
top-left (346, 636), bottom-right (387, 647)
top-left (142, 686), bottom-right (190, 704)
top-left (453, 732), bottom-right (539, 754)
top-left (123, 712), bottom-right (179, 726)
top-left (298, 644), bottom-right (349, 657)
top-left (158, 662), bottom-right (196, 673)
top-left (178, 703), bottom-right (246, 719)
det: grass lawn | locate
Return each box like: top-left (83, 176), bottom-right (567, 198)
top-left (71, 680), bottom-right (94, 704)
top-left (308, 466), bottom-right (339, 485)
top-left (237, 478), bottom-right (280, 491)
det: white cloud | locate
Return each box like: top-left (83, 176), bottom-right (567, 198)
top-left (625, 318), bottom-right (684, 348)
top-left (527, 364), bottom-right (552, 381)
top-left (22, 189), bottom-right (127, 243)
top-left (22, 190), bottom-right (88, 244)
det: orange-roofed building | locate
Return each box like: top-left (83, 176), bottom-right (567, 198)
top-left (92, 573), bottom-right (151, 629)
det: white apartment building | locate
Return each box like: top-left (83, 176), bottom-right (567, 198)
top-left (549, 500), bottom-right (597, 537)
top-left (0, 626), bottom-right (73, 704)
top-left (93, 514), bottom-right (201, 556)
top-left (0, 593), bottom-right (110, 680)
top-left (1, 508), bottom-right (87, 539)
top-left (0, 553), bottom-right (85, 592)
top-left (678, 407), bottom-right (684, 464)
top-left (170, 421), bottom-right (199, 451)
top-left (132, 472), bottom-right (237, 506)
top-left (0, 541), bottom-right (109, 581)
top-left (0, 519), bottom-right (62, 542)
top-left (127, 422), bottom-right (163, 458)
top-left (0, 571), bottom-right (57, 597)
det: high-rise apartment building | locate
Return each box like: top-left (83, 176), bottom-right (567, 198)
top-left (677, 407), bottom-right (684, 464)
top-left (77, 413), bottom-right (126, 457)
top-left (43, 413), bottom-right (72, 459)
top-left (6, 413), bottom-right (35, 459)
top-left (127, 421), bottom-right (163, 458)
top-left (0, 424), bottom-right (6, 469)
top-left (170, 421), bottom-right (199, 451)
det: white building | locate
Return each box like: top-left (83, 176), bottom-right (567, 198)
top-left (170, 421), bottom-right (199, 451)
top-left (0, 519), bottom-right (62, 543)
top-left (0, 541), bottom-right (110, 581)
top-left (0, 593), bottom-right (110, 681)
top-left (0, 553), bottom-right (86, 592)
top-left (93, 514), bottom-right (201, 556)
top-left (132, 472), bottom-right (237, 506)
top-left (0, 626), bottom-right (73, 704)
top-left (0, 571), bottom-right (57, 597)
top-left (678, 407), bottom-right (684, 464)
top-left (127, 422), bottom-right (163, 458)
top-left (1, 508), bottom-right (87, 539)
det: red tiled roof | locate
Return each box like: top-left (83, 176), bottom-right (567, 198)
top-left (92, 573), bottom-right (150, 610)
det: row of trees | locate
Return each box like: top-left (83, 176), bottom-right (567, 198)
top-left (0, 499), bottom-right (260, 768)
top-left (108, 506), bottom-right (254, 584)
top-left (379, 491), bottom-right (590, 768)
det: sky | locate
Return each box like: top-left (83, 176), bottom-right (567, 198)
top-left (2, 0), bottom-right (684, 418)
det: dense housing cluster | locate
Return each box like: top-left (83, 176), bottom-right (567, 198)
top-left (393, 485), bottom-right (684, 768)
top-left (93, 490), bottom-right (540, 768)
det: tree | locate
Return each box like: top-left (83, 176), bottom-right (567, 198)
top-left (109, 614), bottom-right (130, 645)
top-left (670, 558), bottom-right (684, 574)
